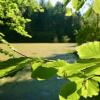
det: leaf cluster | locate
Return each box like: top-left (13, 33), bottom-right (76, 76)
top-left (65, 0), bottom-right (100, 16)
top-left (0, 0), bottom-right (31, 37)
top-left (31, 41), bottom-right (100, 100)
top-left (0, 41), bottom-right (100, 99)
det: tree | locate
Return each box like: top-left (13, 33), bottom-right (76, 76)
top-left (0, 0), bottom-right (44, 42)
top-left (64, 0), bottom-right (100, 43)
top-left (76, 11), bottom-right (100, 44)
top-left (65, 0), bottom-right (100, 16)
top-left (0, 0), bottom-right (31, 38)
top-left (0, 0), bottom-right (42, 38)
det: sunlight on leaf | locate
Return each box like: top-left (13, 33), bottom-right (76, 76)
top-left (65, 8), bottom-right (72, 16)
top-left (93, 0), bottom-right (100, 14)
top-left (81, 79), bottom-right (99, 98)
top-left (0, 57), bottom-right (31, 78)
top-left (76, 41), bottom-right (100, 59)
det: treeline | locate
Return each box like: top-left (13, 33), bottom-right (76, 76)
top-left (1, 0), bottom-right (99, 43)
top-left (2, 1), bottom-right (80, 43)
top-left (27, 2), bottom-right (80, 43)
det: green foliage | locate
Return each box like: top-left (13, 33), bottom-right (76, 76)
top-left (0, 57), bottom-right (32, 78)
top-left (65, 8), bottom-right (72, 16)
top-left (76, 12), bottom-right (100, 44)
top-left (0, 0), bottom-right (31, 38)
top-left (71, 0), bottom-right (84, 10)
top-left (26, 2), bottom-right (78, 43)
top-left (0, 41), bottom-right (100, 99)
top-left (65, 0), bottom-right (100, 16)
top-left (0, 32), bottom-right (14, 57)
top-left (15, 0), bottom-right (44, 16)
top-left (77, 41), bottom-right (100, 59)
top-left (0, 48), bottom-right (14, 57)
top-left (31, 41), bottom-right (100, 100)
top-left (59, 81), bottom-right (80, 100)
top-left (93, 0), bottom-right (100, 14)
top-left (0, 0), bottom-right (44, 58)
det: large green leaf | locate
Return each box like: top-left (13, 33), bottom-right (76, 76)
top-left (32, 66), bottom-right (57, 80)
top-left (93, 0), bottom-right (100, 14)
top-left (81, 79), bottom-right (99, 98)
top-left (76, 41), bottom-right (100, 59)
top-left (57, 59), bottom-right (99, 77)
top-left (84, 64), bottom-right (100, 76)
top-left (31, 60), bottom-right (68, 79)
top-left (59, 81), bottom-right (80, 100)
top-left (0, 57), bottom-right (31, 78)
top-left (92, 76), bottom-right (100, 83)
top-left (31, 61), bottom-right (57, 80)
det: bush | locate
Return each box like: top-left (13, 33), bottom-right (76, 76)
top-left (76, 12), bottom-right (100, 44)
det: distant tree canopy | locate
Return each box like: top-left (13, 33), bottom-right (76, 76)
top-left (1, 0), bottom-right (99, 43)
top-left (24, 1), bottom-right (81, 43)
top-left (76, 10), bottom-right (100, 44)
top-left (64, 0), bottom-right (100, 44)
top-left (0, 0), bottom-right (80, 43)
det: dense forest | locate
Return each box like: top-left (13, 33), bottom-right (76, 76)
top-left (0, 0), bottom-right (100, 43)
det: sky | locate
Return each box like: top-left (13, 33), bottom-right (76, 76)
top-left (50, 0), bottom-right (63, 6)
top-left (37, 0), bottom-right (63, 6)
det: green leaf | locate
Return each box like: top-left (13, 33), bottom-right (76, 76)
top-left (59, 81), bottom-right (80, 100)
top-left (66, 92), bottom-right (80, 100)
top-left (81, 79), bottom-right (99, 98)
top-left (31, 60), bottom-right (68, 79)
top-left (84, 64), bottom-right (100, 76)
top-left (31, 61), bottom-right (58, 80)
top-left (71, 0), bottom-right (78, 9)
top-left (43, 60), bottom-right (67, 68)
top-left (71, 0), bottom-right (84, 10)
top-left (93, 0), bottom-right (100, 14)
top-left (68, 75), bottom-right (84, 87)
top-left (92, 76), bottom-right (100, 83)
top-left (0, 57), bottom-right (31, 78)
top-left (58, 61), bottom-right (96, 77)
top-left (32, 66), bottom-right (57, 80)
top-left (32, 62), bottom-right (42, 71)
top-left (65, 8), bottom-right (72, 16)
top-left (76, 41), bottom-right (100, 59)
